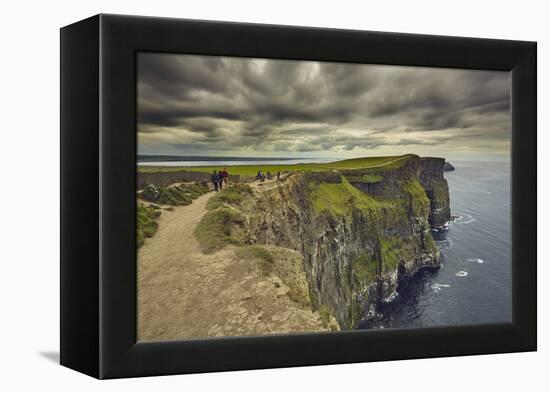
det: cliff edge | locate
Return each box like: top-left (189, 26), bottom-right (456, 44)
top-left (211, 155), bottom-right (451, 329)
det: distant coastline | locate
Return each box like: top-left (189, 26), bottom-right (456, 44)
top-left (138, 155), bottom-right (325, 163)
top-left (137, 155), bottom-right (339, 168)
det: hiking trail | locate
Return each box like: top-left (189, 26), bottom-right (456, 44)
top-left (138, 189), bottom-right (329, 341)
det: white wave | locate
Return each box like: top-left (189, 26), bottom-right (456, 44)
top-left (433, 222), bottom-right (450, 232)
top-left (455, 271), bottom-right (469, 277)
top-left (467, 258), bottom-right (484, 264)
top-left (461, 215), bottom-right (476, 224)
top-left (447, 215), bottom-right (461, 225)
top-left (366, 304), bottom-right (380, 318)
top-left (382, 291), bottom-right (399, 303)
top-left (453, 214), bottom-right (476, 225)
top-left (436, 238), bottom-right (453, 249)
top-left (431, 283), bottom-right (451, 293)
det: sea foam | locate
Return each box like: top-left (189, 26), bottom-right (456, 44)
top-left (431, 283), bottom-right (451, 293)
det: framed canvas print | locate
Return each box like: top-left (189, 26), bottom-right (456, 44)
top-left (60, 14), bottom-right (536, 379)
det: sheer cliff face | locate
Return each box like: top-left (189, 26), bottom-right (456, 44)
top-left (235, 156), bottom-right (450, 329)
top-left (419, 158), bottom-right (451, 227)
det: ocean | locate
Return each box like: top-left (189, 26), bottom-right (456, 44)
top-left (358, 160), bottom-right (512, 329)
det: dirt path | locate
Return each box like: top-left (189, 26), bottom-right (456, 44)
top-left (138, 191), bottom-right (329, 341)
top-left (366, 155), bottom-right (409, 168)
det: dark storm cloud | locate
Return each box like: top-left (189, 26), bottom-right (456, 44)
top-left (138, 54), bottom-right (230, 95)
top-left (137, 53), bottom-right (511, 156)
top-left (364, 68), bottom-right (510, 132)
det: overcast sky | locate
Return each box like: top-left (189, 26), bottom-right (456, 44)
top-left (137, 53), bottom-right (511, 161)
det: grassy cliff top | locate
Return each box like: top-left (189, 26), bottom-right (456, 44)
top-left (138, 154), bottom-right (417, 176)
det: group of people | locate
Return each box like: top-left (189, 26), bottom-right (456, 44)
top-left (256, 169), bottom-right (281, 182)
top-left (210, 168), bottom-right (229, 191)
top-left (211, 167), bottom-right (286, 191)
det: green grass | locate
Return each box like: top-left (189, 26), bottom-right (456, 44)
top-left (138, 154), bottom-right (416, 176)
top-left (287, 286), bottom-right (310, 309)
top-left (308, 170), bottom-right (435, 281)
top-left (159, 186), bottom-right (192, 205)
top-left (351, 254), bottom-right (379, 286)
top-left (194, 207), bottom-right (243, 253)
top-left (401, 179), bottom-right (430, 216)
top-left (308, 287), bottom-right (319, 309)
top-left (137, 204), bottom-right (161, 248)
top-left (424, 231), bottom-right (437, 249)
top-left (319, 305), bottom-right (333, 329)
top-left (308, 176), bottom-right (395, 217)
top-left (236, 246), bottom-right (275, 275)
top-left (379, 236), bottom-right (413, 273)
top-left (141, 182), bottom-right (209, 206)
top-left (361, 174), bottom-right (383, 183)
top-left (206, 183), bottom-right (253, 211)
top-left (377, 213), bottom-right (437, 271)
top-left (344, 173), bottom-right (384, 183)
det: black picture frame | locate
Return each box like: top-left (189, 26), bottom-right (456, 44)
top-left (60, 14), bottom-right (537, 379)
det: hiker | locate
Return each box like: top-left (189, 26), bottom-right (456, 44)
top-left (267, 171), bottom-right (271, 180)
top-left (257, 169), bottom-right (265, 181)
top-left (257, 169), bottom-right (262, 181)
top-left (211, 170), bottom-right (220, 191)
top-left (277, 171), bottom-right (281, 180)
top-left (221, 167), bottom-right (229, 185)
top-left (218, 169), bottom-right (224, 190)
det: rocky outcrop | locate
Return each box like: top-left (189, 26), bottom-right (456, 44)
top-left (229, 155), bottom-right (451, 329)
top-left (444, 162), bottom-right (455, 171)
top-left (419, 158), bottom-right (451, 228)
